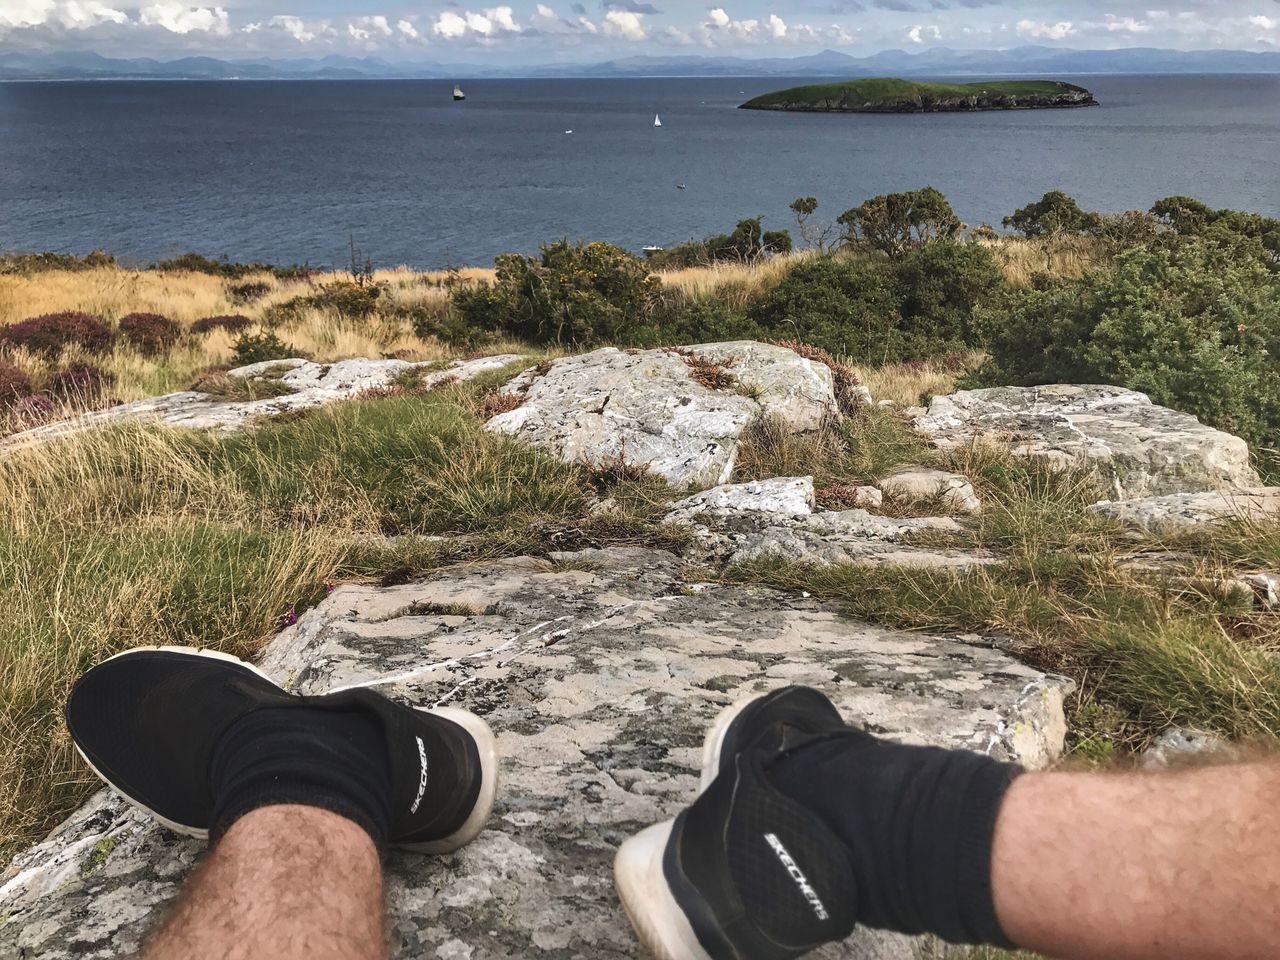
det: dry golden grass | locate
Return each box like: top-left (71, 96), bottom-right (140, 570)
top-left (655, 251), bottom-right (811, 312)
top-left (851, 352), bottom-right (983, 407)
top-left (983, 234), bottom-right (1100, 288)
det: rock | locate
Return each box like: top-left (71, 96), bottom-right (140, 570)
top-left (1089, 488), bottom-right (1280, 534)
top-left (1240, 573), bottom-right (1280, 609)
top-left (914, 385), bottom-right (1260, 500)
top-left (680, 505), bottom-right (992, 571)
top-left (2, 547), bottom-right (1070, 959)
top-left (1140, 728), bottom-right (1238, 770)
top-left (486, 343), bottom-right (836, 490)
top-left (2, 356), bottom-right (525, 448)
top-left (878, 467), bottom-right (982, 515)
top-left (666, 476), bottom-right (815, 522)
top-left (845, 485), bottom-right (884, 510)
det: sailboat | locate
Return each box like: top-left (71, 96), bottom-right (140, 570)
top-left (453, 84), bottom-right (465, 101)
top-left (653, 114), bottom-right (662, 127)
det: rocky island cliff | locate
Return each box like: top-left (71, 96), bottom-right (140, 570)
top-left (741, 78), bottom-right (1099, 113)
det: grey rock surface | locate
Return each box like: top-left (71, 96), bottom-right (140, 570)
top-left (2, 356), bottom-right (524, 448)
top-left (2, 547), bottom-right (1069, 960)
top-left (1089, 488), bottom-right (1280, 533)
top-left (914, 385), bottom-right (1260, 500)
top-left (666, 476), bottom-right (815, 522)
top-left (486, 343), bottom-right (836, 490)
top-left (1140, 728), bottom-right (1239, 770)
top-left (878, 467), bottom-right (982, 516)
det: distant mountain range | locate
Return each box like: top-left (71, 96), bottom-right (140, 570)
top-left (3, 46), bottom-right (1280, 81)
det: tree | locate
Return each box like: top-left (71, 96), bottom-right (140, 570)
top-left (789, 197), bottom-right (838, 253)
top-left (1002, 191), bottom-right (1101, 238)
top-left (837, 187), bottom-right (961, 257)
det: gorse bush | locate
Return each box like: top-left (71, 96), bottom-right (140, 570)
top-left (232, 332), bottom-right (302, 366)
top-left (967, 236), bottom-right (1280, 455)
top-left (0, 250), bottom-right (115, 275)
top-left (837, 186), bottom-right (961, 257)
top-left (646, 218), bottom-right (793, 269)
top-left (453, 240), bottom-right (661, 346)
top-left (117, 312), bottom-right (181, 356)
top-left (1003, 190), bottom-right (1102, 238)
top-left (0, 312), bottom-right (115, 357)
top-left (46, 363), bottom-right (116, 401)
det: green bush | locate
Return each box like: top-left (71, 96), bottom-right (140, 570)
top-left (837, 187), bottom-right (960, 257)
top-left (453, 240), bottom-right (661, 346)
top-left (1003, 190), bottom-right (1101, 238)
top-left (751, 243), bottom-right (1002, 362)
top-left (231, 332), bottom-right (302, 367)
top-left (117, 312), bottom-right (181, 356)
top-left (659, 299), bottom-right (764, 345)
top-left (966, 237), bottom-right (1280, 454)
top-left (1151, 197), bottom-right (1280, 263)
top-left (645, 217), bottom-right (792, 270)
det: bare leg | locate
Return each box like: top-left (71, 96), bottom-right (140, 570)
top-left (144, 805), bottom-right (385, 960)
top-left (992, 762), bottom-right (1280, 960)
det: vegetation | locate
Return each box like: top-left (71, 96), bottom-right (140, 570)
top-left (740, 78), bottom-right (1095, 112)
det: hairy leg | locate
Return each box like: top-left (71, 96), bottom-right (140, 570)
top-left (144, 805), bottom-right (385, 960)
top-left (992, 762), bottom-right (1280, 960)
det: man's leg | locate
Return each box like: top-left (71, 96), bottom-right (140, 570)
top-left (992, 762), bottom-right (1280, 960)
top-left (144, 806), bottom-right (384, 960)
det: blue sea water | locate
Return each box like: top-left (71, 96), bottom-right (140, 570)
top-left (0, 74), bottom-right (1277, 270)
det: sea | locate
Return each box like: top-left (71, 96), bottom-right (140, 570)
top-left (0, 74), bottom-right (1277, 270)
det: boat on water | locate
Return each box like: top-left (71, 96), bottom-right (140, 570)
top-left (453, 85), bottom-right (466, 101)
top-left (653, 114), bottom-right (662, 127)
top-left (642, 245), bottom-right (664, 255)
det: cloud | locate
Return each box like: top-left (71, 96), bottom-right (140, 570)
top-left (602, 0), bottom-right (660, 13)
top-left (251, 14), bottom-right (314, 42)
top-left (347, 14), bottom-right (391, 40)
top-left (907, 22), bottom-right (941, 43)
top-left (138, 1), bottom-right (229, 34)
top-left (602, 8), bottom-right (645, 39)
top-left (433, 5), bottom-right (521, 39)
top-left (1015, 18), bottom-right (1075, 40)
top-left (396, 18), bottom-right (417, 38)
top-left (768, 13), bottom-right (786, 38)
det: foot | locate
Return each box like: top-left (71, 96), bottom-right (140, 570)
top-left (699, 685), bottom-right (845, 791)
top-left (615, 749), bottom-right (857, 960)
top-left (66, 646), bottom-right (497, 853)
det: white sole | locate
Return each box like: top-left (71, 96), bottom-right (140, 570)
top-left (73, 645), bottom-right (498, 854)
top-left (393, 706), bottom-right (499, 854)
top-left (697, 697), bottom-right (756, 793)
top-left (614, 821), bottom-right (714, 960)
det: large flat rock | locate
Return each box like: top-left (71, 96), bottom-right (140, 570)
top-left (914, 385), bottom-right (1260, 500)
top-left (486, 342), bottom-right (836, 490)
top-left (2, 548), bottom-right (1069, 960)
top-left (1090, 488), bottom-right (1280, 534)
top-left (2, 356), bottom-right (523, 448)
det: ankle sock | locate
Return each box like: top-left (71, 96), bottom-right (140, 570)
top-left (765, 730), bottom-right (1021, 947)
top-left (208, 706), bottom-right (393, 849)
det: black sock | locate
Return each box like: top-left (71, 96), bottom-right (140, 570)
top-left (208, 706), bottom-right (393, 850)
top-left (766, 730), bottom-right (1021, 947)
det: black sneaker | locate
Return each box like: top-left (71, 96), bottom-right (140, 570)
top-left (65, 646), bottom-right (497, 853)
top-left (699, 686), bottom-right (845, 792)
top-left (615, 750), bottom-right (857, 960)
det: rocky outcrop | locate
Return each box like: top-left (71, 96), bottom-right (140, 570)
top-left (0, 547), bottom-right (1070, 960)
top-left (486, 343), bottom-right (836, 490)
top-left (914, 385), bottom-right (1260, 500)
top-left (665, 476), bottom-right (816, 522)
top-left (878, 467), bottom-right (983, 516)
top-left (1090, 488), bottom-right (1280, 534)
top-left (2, 356), bottom-right (523, 448)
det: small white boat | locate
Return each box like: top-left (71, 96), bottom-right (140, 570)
top-left (676, 183), bottom-right (686, 190)
top-left (642, 245), bottom-right (664, 255)
top-left (453, 84), bottom-right (465, 101)
top-left (653, 114), bottom-right (662, 127)
top-left (565, 129), bottom-right (573, 134)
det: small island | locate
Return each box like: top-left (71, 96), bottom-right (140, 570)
top-left (740, 78), bottom-right (1099, 113)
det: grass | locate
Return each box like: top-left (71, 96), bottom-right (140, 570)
top-left (741, 78), bottom-right (1094, 111)
top-left (0, 378), bottom-right (680, 860)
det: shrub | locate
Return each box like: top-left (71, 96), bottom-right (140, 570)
top-left (117, 312), bottom-right (181, 356)
top-left (1152, 197), bottom-right (1280, 263)
top-left (0, 250), bottom-right (114, 275)
top-left (308, 281), bottom-right (382, 319)
top-left (231, 332), bottom-right (302, 366)
top-left (153, 253), bottom-right (317, 281)
top-left (5, 394), bottom-right (55, 429)
top-left (46, 363), bottom-right (115, 401)
top-left (0, 312), bottom-right (114, 357)
top-left (659, 299), bottom-right (764, 345)
top-left (965, 237), bottom-right (1280, 453)
top-left (646, 217), bottom-right (793, 269)
top-left (0, 362), bottom-right (33, 409)
top-left (191, 314), bottom-right (253, 335)
top-left (1003, 191), bottom-right (1101, 238)
top-left (837, 187), bottom-right (960, 257)
top-left (453, 240), bottom-right (661, 346)
top-left (227, 281), bottom-right (272, 304)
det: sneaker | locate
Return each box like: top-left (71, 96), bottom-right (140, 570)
top-left (65, 646), bottom-right (497, 853)
top-left (615, 749), bottom-right (857, 960)
top-left (699, 686), bottom-right (845, 792)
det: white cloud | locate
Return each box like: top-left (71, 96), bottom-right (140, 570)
top-left (1101, 15), bottom-right (1152, 34)
top-left (768, 14), bottom-right (786, 40)
top-left (433, 5), bottom-right (521, 40)
top-left (907, 23), bottom-right (941, 44)
top-left (707, 8), bottom-right (730, 29)
top-left (396, 18), bottom-right (417, 38)
top-left (434, 11), bottom-right (466, 38)
top-left (347, 14), bottom-right (391, 40)
top-left (139, 1), bottom-right (229, 35)
top-left (1015, 19), bottom-right (1076, 41)
top-left (535, 3), bottom-right (555, 19)
top-left (261, 14), bottom-right (313, 42)
top-left (603, 9), bottom-right (645, 40)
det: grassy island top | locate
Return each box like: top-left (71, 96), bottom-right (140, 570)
top-left (742, 78), bottom-right (1092, 109)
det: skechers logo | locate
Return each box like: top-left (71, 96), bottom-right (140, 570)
top-left (410, 736), bottom-right (429, 814)
top-left (764, 833), bottom-right (829, 921)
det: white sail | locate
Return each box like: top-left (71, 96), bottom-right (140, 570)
top-left (654, 114), bottom-right (661, 127)
top-left (453, 85), bottom-right (465, 100)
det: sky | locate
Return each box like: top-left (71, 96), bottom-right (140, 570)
top-left (1, 0), bottom-right (1279, 62)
